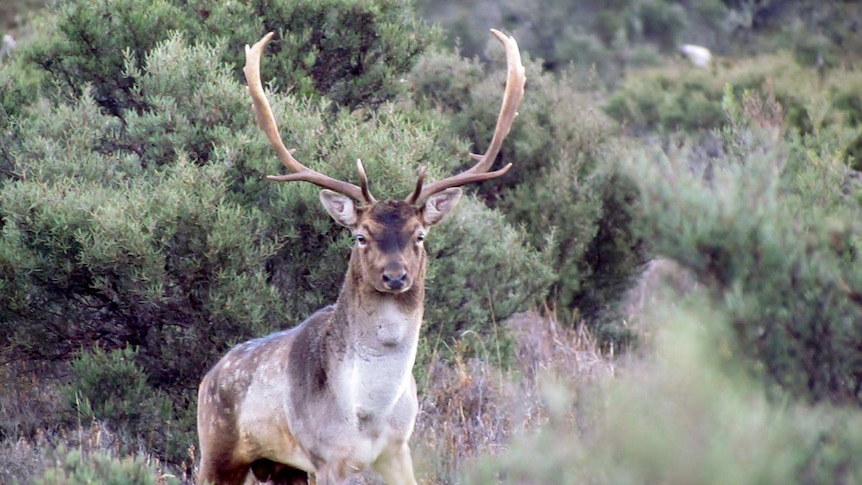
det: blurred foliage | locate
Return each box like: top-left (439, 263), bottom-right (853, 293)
top-left (605, 53), bottom-right (862, 137)
top-left (624, 86), bottom-right (862, 404)
top-left (604, 52), bottom-right (862, 174)
top-left (0, 0), bottom-right (48, 35)
top-left (467, 303), bottom-right (862, 484)
top-left (415, 0), bottom-right (862, 91)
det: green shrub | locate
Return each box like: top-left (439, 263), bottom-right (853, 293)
top-left (734, 2), bottom-right (862, 66)
top-left (0, 102), bottom-right (284, 372)
top-left (17, 0), bottom-right (435, 115)
top-left (0, 46), bottom-right (44, 120)
top-left (61, 347), bottom-right (184, 459)
top-left (25, 0), bottom-right (194, 115)
top-left (35, 447), bottom-right (175, 485)
top-left (244, 0), bottom-right (437, 110)
top-left (412, 49), bottom-right (645, 344)
top-left (623, 86), bottom-right (862, 404)
top-left (828, 69), bottom-right (862, 169)
top-left (634, 0), bottom-right (687, 51)
top-left (410, 47), bottom-right (483, 113)
top-left (414, 0), bottom-right (629, 83)
top-left (412, 0), bottom-right (734, 87)
top-left (605, 52), bottom-right (862, 136)
top-left (604, 65), bottom-right (726, 133)
top-left (423, 197), bottom-right (554, 343)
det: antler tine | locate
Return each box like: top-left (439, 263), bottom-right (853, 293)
top-left (356, 159), bottom-right (376, 204)
top-left (245, 32), bottom-right (374, 204)
top-left (404, 166), bottom-right (427, 205)
top-left (407, 29), bottom-right (525, 206)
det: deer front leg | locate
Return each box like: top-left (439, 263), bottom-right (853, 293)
top-left (373, 443), bottom-right (418, 485)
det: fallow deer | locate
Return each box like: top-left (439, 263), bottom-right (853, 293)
top-left (196, 29), bottom-right (525, 485)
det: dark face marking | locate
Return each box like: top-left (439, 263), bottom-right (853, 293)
top-left (368, 202), bottom-right (420, 253)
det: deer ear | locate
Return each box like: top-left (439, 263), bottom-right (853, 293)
top-left (421, 188), bottom-right (462, 226)
top-left (319, 190), bottom-right (359, 227)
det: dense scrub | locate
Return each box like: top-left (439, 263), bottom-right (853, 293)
top-left (411, 50), bottom-right (646, 344)
top-left (2, 0), bottom-right (862, 483)
top-left (625, 87), bottom-right (862, 404)
top-left (415, 0), bottom-right (862, 84)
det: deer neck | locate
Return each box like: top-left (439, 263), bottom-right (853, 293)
top-left (321, 253), bottom-right (425, 421)
top-left (334, 254), bottom-right (425, 350)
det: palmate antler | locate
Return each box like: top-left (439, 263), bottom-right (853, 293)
top-left (244, 32), bottom-right (376, 204)
top-left (404, 29), bottom-right (526, 206)
top-left (244, 29), bottom-right (525, 207)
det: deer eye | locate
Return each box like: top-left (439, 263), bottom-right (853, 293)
top-left (355, 234), bottom-right (368, 247)
top-left (416, 232), bottom-right (425, 244)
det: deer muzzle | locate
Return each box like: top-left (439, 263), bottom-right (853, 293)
top-left (381, 263), bottom-right (410, 293)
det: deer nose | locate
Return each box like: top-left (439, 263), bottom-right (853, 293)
top-left (382, 269), bottom-right (408, 290)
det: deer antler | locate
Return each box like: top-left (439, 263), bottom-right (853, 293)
top-left (405, 29), bottom-right (525, 206)
top-left (245, 32), bottom-right (376, 204)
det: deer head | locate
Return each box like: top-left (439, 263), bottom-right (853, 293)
top-left (243, 30), bottom-right (525, 298)
top-left (318, 191), bottom-right (462, 295)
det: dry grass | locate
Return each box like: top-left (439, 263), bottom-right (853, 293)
top-left (0, 430), bottom-right (53, 484)
top-left (0, 362), bottom-right (192, 484)
top-left (410, 311), bottom-right (614, 484)
top-left (0, 362), bottom-right (66, 484)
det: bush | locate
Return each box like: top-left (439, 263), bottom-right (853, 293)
top-left (412, 0), bottom-right (735, 87)
top-left (15, 0), bottom-right (436, 115)
top-left (25, 0), bottom-right (194, 115)
top-left (35, 447), bottom-right (175, 485)
top-left (622, 86), bottom-right (862, 404)
top-left (412, 49), bottom-right (646, 345)
top-left (61, 347), bottom-right (183, 460)
top-left (0, 60), bottom-right (284, 380)
top-left (634, 0), bottom-right (687, 51)
top-left (410, 47), bottom-right (484, 113)
top-left (605, 52), bottom-right (862, 137)
top-left (604, 65), bottom-right (728, 133)
top-left (246, 0), bottom-right (437, 110)
top-left (723, 1), bottom-right (862, 64)
top-left (0, 45), bottom-right (44, 120)
top-left (423, 197), bottom-right (554, 344)
top-left (414, 0), bottom-right (629, 83)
